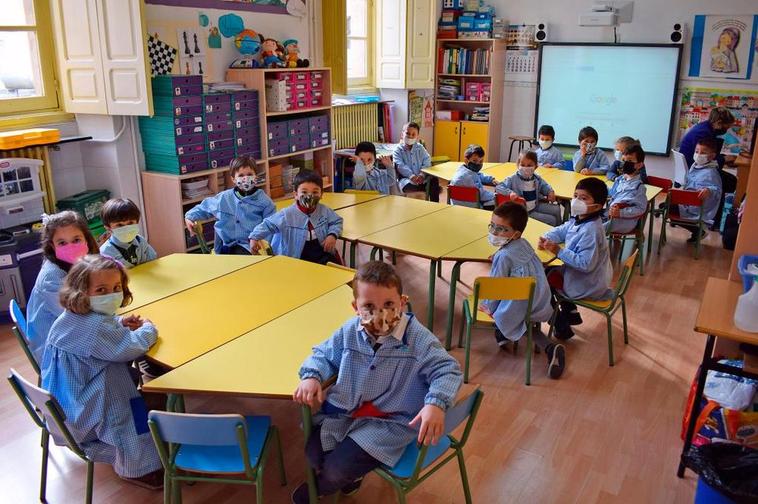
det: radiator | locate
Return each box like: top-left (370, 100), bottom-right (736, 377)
top-left (333, 103), bottom-right (379, 149)
top-left (2, 146), bottom-right (55, 212)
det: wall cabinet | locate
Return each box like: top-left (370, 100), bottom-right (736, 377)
top-left (433, 120), bottom-right (490, 161)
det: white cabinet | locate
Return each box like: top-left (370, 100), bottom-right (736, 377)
top-left (50, 0), bottom-right (152, 116)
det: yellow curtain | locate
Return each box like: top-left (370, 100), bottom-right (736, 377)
top-left (322, 0), bottom-right (347, 95)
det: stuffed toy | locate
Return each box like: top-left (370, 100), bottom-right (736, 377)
top-left (281, 39), bottom-right (309, 68)
top-left (260, 38), bottom-right (284, 68)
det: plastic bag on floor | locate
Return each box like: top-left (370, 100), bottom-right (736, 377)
top-left (684, 443), bottom-right (758, 503)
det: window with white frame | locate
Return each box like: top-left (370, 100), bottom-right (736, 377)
top-left (347, 0), bottom-right (373, 89)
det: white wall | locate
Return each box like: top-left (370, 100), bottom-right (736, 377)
top-left (492, 0), bottom-right (758, 177)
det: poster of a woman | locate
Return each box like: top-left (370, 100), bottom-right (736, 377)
top-left (710, 27), bottom-right (740, 74)
top-left (690, 15), bottom-right (758, 81)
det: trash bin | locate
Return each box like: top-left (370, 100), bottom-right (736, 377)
top-left (685, 443), bottom-right (758, 504)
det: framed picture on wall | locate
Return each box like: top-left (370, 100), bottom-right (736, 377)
top-left (689, 15), bottom-right (758, 81)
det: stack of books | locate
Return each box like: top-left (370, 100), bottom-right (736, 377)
top-left (437, 78), bottom-right (462, 100)
top-left (470, 106), bottom-right (490, 121)
top-left (437, 47), bottom-right (491, 74)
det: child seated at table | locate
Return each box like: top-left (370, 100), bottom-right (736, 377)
top-left (605, 146), bottom-right (649, 234)
top-left (100, 198), bottom-right (157, 268)
top-left (480, 202), bottom-right (566, 378)
top-left (572, 126), bottom-right (610, 175)
top-left (393, 122), bottom-right (440, 202)
top-left (41, 254), bottom-right (163, 489)
top-left (351, 141), bottom-right (400, 195)
top-left (450, 144), bottom-right (498, 209)
top-left (250, 170), bottom-right (343, 264)
top-left (184, 155), bottom-right (275, 255)
top-left (678, 137), bottom-right (723, 242)
top-left (26, 211), bottom-right (100, 364)
top-left (496, 150), bottom-right (562, 226)
top-left (291, 261), bottom-right (462, 503)
top-left (538, 178), bottom-right (612, 340)
top-left (606, 137), bottom-right (645, 182)
top-left (535, 124), bottom-right (564, 168)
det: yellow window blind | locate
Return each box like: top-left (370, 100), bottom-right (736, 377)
top-left (322, 0), bottom-right (347, 95)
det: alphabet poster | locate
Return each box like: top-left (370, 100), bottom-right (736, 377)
top-left (689, 15), bottom-right (758, 81)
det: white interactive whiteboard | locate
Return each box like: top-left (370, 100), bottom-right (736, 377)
top-left (535, 43), bottom-right (682, 155)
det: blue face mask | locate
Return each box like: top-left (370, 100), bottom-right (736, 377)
top-left (111, 224), bottom-right (139, 244)
top-left (89, 292), bottom-right (123, 315)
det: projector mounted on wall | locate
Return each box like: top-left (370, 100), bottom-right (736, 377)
top-left (579, 0), bottom-right (634, 26)
top-left (579, 12), bottom-right (617, 26)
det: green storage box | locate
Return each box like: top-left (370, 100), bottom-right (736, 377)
top-left (89, 223), bottom-right (106, 239)
top-left (57, 189), bottom-right (110, 226)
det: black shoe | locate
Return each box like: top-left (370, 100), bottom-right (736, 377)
top-left (546, 344), bottom-right (566, 379)
top-left (554, 324), bottom-right (575, 341)
top-left (560, 302), bottom-right (583, 326)
top-left (686, 230), bottom-right (707, 243)
top-left (340, 477), bottom-right (364, 496)
top-left (494, 328), bottom-right (509, 350)
top-left (291, 482), bottom-right (311, 504)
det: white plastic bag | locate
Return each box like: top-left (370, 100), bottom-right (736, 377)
top-left (704, 359), bottom-right (758, 411)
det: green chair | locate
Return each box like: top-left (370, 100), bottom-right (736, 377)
top-left (657, 189), bottom-right (706, 259)
top-left (9, 299), bottom-right (40, 379)
top-left (148, 411), bottom-right (286, 504)
top-left (548, 250), bottom-right (638, 366)
top-left (459, 277), bottom-right (536, 385)
top-left (606, 210), bottom-right (647, 276)
top-left (7, 368), bottom-right (95, 504)
top-left (301, 386), bottom-right (484, 504)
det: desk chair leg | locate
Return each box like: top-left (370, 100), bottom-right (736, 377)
top-left (164, 471), bottom-right (172, 504)
top-left (391, 251), bottom-right (397, 265)
top-left (427, 260), bottom-right (438, 331)
top-left (302, 406), bottom-right (319, 504)
top-left (370, 247), bottom-right (379, 261)
top-left (39, 429), bottom-right (49, 502)
top-left (646, 203), bottom-right (655, 257)
top-left (85, 461), bottom-right (94, 504)
top-left (172, 477), bottom-right (182, 504)
top-left (437, 260), bottom-right (443, 278)
top-left (463, 303), bottom-right (474, 383)
top-left (525, 324), bottom-right (533, 386)
top-left (694, 222), bottom-right (702, 260)
top-left (621, 297), bottom-right (629, 345)
top-left (458, 301), bottom-right (466, 349)
top-left (445, 262), bottom-right (462, 349)
top-left (456, 447), bottom-right (473, 504)
top-left (272, 427), bottom-right (287, 486)
top-left (606, 314), bottom-right (614, 367)
top-left (350, 242), bottom-right (357, 268)
top-left (341, 240), bottom-right (347, 261)
top-left (255, 471), bottom-right (264, 504)
top-left (657, 219), bottom-right (666, 255)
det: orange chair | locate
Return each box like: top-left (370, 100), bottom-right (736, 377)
top-left (645, 176), bottom-right (673, 257)
top-left (658, 189), bottom-right (706, 259)
top-left (494, 192), bottom-right (526, 207)
top-left (448, 185), bottom-right (482, 208)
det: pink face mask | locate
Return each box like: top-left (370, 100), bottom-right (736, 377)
top-left (54, 242), bottom-right (89, 264)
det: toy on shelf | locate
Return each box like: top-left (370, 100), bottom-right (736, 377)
top-left (235, 29), bottom-right (264, 56)
top-left (281, 39), bottom-right (309, 68)
top-left (261, 38), bottom-right (285, 68)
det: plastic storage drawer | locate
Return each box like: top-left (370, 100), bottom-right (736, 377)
top-left (209, 148), bottom-right (236, 169)
top-left (151, 75), bottom-right (203, 96)
top-left (0, 191), bottom-right (45, 229)
top-left (207, 138), bottom-right (236, 151)
top-left (267, 121), bottom-right (289, 140)
top-left (56, 189), bottom-right (110, 226)
top-left (144, 152), bottom-right (209, 175)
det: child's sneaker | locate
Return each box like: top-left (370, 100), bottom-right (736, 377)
top-left (686, 229), bottom-right (707, 243)
top-left (560, 301), bottom-right (583, 326)
top-left (122, 469), bottom-right (164, 490)
top-left (340, 477), bottom-right (364, 496)
top-left (494, 328), bottom-right (509, 350)
top-left (546, 343), bottom-right (566, 379)
top-left (291, 482), bottom-right (311, 504)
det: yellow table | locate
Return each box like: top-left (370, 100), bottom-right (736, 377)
top-left (482, 162), bottom-right (518, 182)
top-left (121, 254), bottom-right (268, 313)
top-left (130, 256), bottom-right (355, 368)
top-left (440, 218), bottom-right (560, 347)
top-left (142, 286), bottom-right (356, 398)
top-left (274, 191), bottom-right (385, 211)
top-left (422, 161), bottom-right (505, 182)
top-left (336, 196), bottom-right (448, 266)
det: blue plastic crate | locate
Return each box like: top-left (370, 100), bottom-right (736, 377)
top-left (694, 478), bottom-right (735, 504)
top-left (738, 254), bottom-right (758, 292)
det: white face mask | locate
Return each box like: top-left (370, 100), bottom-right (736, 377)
top-left (584, 142), bottom-right (596, 153)
top-left (404, 137), bottom-right (417, 146)
top-left (89, 292), bottom-right (123, 315)
top-left (518, 165), bottom-right (535, 178)
top-left (111, 224), bottom-right (139, 244)
top-left (538, 139), bottom-right (552, 150)
top-left (694, 154), bottom-right (710, 166)
top-left (570, 198), bottom-right (589, 217)
top-left (614, 150), bottom-right (622, 161)
top-left (487, 233), bottom-right (512, 248)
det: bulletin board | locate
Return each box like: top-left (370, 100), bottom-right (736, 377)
top-left (678, 87), bottom-right (758, 155)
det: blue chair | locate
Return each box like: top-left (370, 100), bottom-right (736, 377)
top-left (9, 299), bottom-right (40, 378)
top-left (7, 368), bottom-right (95, 503)
top-left (561, 158), bottom-right (574, 171)
top-left (148, 411), bottom-right (286, 503)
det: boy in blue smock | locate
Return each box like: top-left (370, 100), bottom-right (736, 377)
top-left (535, 124), bottom-right (564, 168)
top-left (250, 170), bottom-right (343, 264)
top-left (100, 198), bottom-right (157, 268)
top-left (496, 150), bottom-right (562, 226)
top-left (539, 178), bottom-right (612, 340)
top-left (41, 255), bottom-right (163, 489)
top-left (607, 137), bottom-right (649, 182)
top-left (573, 126), bottom-right (610, 175)
top-left (184, 155), bottom-right (275, 255)
top-left (480, 203), bottom-right (566, 378)
top-left (449, 144), bottom-right (499, 209)
top-left (291, 261), bottom-right (462, 503)
top-left (605, 144), bottom-right (649, 234)
top-left (351, 141), bottom-right (399, 195)
top-left (393, 122), bottom-right (440, 201)
top-left (677, 137), bottom-right (723, 242)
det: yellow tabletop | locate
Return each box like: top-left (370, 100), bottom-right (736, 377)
top-left (442, 217), bottom-right (561, 265)
top-left (422, 161), bottom-right (504, 182)
top-left (337, 195), bottom-right (447, 241)
top-left (695, 277), bottom-right (758, 345)
top-left (274, 191), bottom-right (385, 211)
top-left (535, 167), bottom-right (662, 202)
top-left (142, 286), bottom-right (356, 398)
top-left (121, 254), bottom-right (268, 313)
top-left (130, 256), bottom-right (355, 368)
top-left (482, 162), bottom-right (518, 182)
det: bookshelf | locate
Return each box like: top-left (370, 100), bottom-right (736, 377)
top-left (433, 38), bottom-right (505, 162)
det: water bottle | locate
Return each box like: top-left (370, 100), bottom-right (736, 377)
top-left (734, 276), bottom-right (758, 333)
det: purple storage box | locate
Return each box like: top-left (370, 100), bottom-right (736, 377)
top-left (174, 105), bottom-right (204, 117)
top-left (209, 148), bottom-right (236, 168)
top-left (205, 112), bottom-right (232, 123)
top-left (175, 124), bottom-right (204, 136)
top-left (269, 139), bottom-right (290, 157)
top-left (165, 75), bottom-right (202, 87)
top-left (310, 137), bottom-right (330, 148)
top-left (204, 101), bottom-right (232, 114)
top-left (287, 118), bottom-right (309, 136)
top-left (173, 85), bottom-right (203, 97)
top-left (176, 142), bottom-right (206, 156)
top-left (235, 127), bottom-right (259, 140)
top-left (308, 115), bottom-right (329, 133)
top-left (235, 135), bottom-right (260, 150)
top-left (206, 120), bottom-right (233, 133)
top-left (178, 152), bottom-right (209, 174)
top-left (289, 134), bottom-right (310, 152)
top-left (267, 121), bottom-right (288, 140)
top-left (203, 93), bottom-right (231, 105)
top-left (206, 130), bottom-right (234, 142)
top-left (174, 115), bottom-right (204, 127)
top-left (234, 117), bottom-right (258, 130)
top-left (174, 132), bottom-right (205, 147)
top-left (172, 95), bottom-right (203, 108)
top-left (208, 138), bottom-right (236, 151)
top-left (233, 98), bottom-right (258, 112)
top-left (233, 90), bottom-right (258, 101)
top-left (235, 146), bottom-right (262, 159)
top-left (232, 108), bottom-right (258, 121)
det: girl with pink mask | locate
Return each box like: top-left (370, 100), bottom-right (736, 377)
top-left (26, 210), bottom-right (99, 364)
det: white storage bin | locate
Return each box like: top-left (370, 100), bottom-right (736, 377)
top-left (0, 190), bottom-right (46, 229)
top-left (0, 158), bottom-right (43, 201)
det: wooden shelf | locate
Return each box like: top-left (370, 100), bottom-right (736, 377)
top-left (437, 73), bottom-right (492, 78)
top-left (438, 38), bottom-right (500, 42)
top-left (268, 144), bottom-right (332, 161)
top-left (266, 105), bottom-right (332, 117)
top-left (181, 194), bottom-right (211, 205)
top-left (436, 99), bottom-right (491, 105)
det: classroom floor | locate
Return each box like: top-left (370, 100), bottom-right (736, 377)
top-left (0, 211), bottom-right (728, 503)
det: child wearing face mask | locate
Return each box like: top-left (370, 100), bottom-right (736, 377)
top-left (393, 122), bottom-right (440, 201)
top-left (99, 198), bottom-right (157, 268)
top-left (539, 178), bottom-right (612, 340)
top-left (291, 261), bottom-right (462, 503)
top-left (250, 170), bottom-right (343, 264)
top-left (184, 155), bottom-right (274, 255)
top-left (26, 210), bottom-right (100, 364)
top-left (573, 126), bottom-right (610, 175)
top-left (351, 141), bottom-right (400, 195)
top-left (534, 125), bottom-right (564, 169)
top-left (496, 150), bottom-right (562, 226)
top-left (449, 144), bottom-right (499, 208)
top-left (40, 255), bottom-right (164, 490)
top-left (604, 144), bottom-right (649, 234)
top-left (480, 203), bottom-right (566, 378)
top-left (677, 137), bottom-right (723, 242)
top-left (607, 137), bottom-right (645, 182)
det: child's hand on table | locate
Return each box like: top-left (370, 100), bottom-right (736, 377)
top-left (547, 190), bottom-right (556, 202)
top-left (409, 404), bottom-right (445, 446)
top-left (293, 378), bottom-right (324, 408)
top-left (609, 205), bottom-right (621, 218)
top-left (323, 235), bottom-right (337, 253)
top-left (250, 239), bottom-right (262, 254)
top-left (411, 174), bottom-right (425, 185)
top-left (580, 168), bottom-right (591, 175)
top-left (698, 188), bottom-right (710, 201)
top-left (121, 314), bottom-right (143, 330)
top-left (184, 219), bottom-right (196, 236)
top-left (539, 238), bottom-right (560, 255)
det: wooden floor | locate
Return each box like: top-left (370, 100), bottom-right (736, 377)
top-left (0, 215), bottom-right (728, 503)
